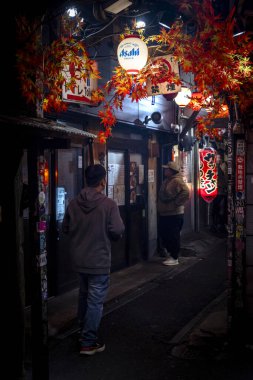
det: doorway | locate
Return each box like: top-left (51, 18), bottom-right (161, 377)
top-left (107, 147), bottom-right (148, 271)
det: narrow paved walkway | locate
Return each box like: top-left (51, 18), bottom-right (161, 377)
top-left (47, 229), bottom-right (224, 337)
top-left (46, 236), bottom-right (227, 380)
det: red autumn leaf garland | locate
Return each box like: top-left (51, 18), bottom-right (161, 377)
top-left (16, 14), bottom-right (101, 115)
top-left (99, 0), bottom-right (253, 142)
top-left (16, 1), bottom-right (253, 143)
top-left (150, 0), bottom-right (253, 140)
top-left (97, 104), bottom-right (116, 143)
top-left (97, 54), bottom-right (182, 142)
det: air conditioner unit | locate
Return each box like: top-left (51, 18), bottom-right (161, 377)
top-left (104, 0), bottom-right (133, 15)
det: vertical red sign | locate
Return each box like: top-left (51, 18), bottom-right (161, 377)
top-left (235, 155), bottom-right (245, 199)
top-left (199, 147), bottom-right (218, 203)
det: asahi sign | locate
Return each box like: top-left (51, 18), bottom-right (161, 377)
top-left (146, 55), bottom-right (181, 96)
top-left (117, 35), bottom-right (148, 75)
top-left (62, 62), bottom-right (97, 105)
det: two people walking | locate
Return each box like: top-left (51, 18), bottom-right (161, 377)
top-left (62, 161), bottom-right (189, 356)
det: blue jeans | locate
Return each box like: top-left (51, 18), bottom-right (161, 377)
top-left (78, 273), bottom-right (110, 346)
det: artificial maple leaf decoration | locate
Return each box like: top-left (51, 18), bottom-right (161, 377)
top-left (16, 14), bottom-right (100, 117)
top-left (16, 0), bottom-right (253, 143)
top-left (91, 89), bottom-right (105, 105)
top-left (98, 104), bottom-right (117, 128)
top-left (150, 0), bottom-right (253, 141)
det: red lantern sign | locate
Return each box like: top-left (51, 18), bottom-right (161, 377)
top-left (199, 147), bottom-right (218, 203)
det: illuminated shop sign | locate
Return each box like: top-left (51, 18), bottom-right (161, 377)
top-left (199, 147), bottom-right (218, 203)
top-left (117, 35), bottom-right (148, 75)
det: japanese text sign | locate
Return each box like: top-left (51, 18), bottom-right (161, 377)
top-left (62, 62), bottom-right (97, 105)
top-left (199, 147), bottom-right (218, 203)
top-left (146, 55), bottom-right (181, 96)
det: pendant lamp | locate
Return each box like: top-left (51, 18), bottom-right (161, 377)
top-left (174, 86), bottom-right (192, 107)
top-left (117, 35), bottom-right (148, 75)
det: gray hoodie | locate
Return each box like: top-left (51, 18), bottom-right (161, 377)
top-left (62, 187), bottom-right (125, 274)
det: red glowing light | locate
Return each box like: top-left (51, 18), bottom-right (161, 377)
top-left (199, 147), bottom-right (217, 203)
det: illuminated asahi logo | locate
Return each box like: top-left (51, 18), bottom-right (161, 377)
top-left (119, 47), bottom-right (140, 58)
top-left (117, 36), bottom-right (148, 74)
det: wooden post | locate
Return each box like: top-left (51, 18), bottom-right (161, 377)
top-left (227, 104), bottom-right (246, 345)
top-left (227, 120), bottom-right (234, 335)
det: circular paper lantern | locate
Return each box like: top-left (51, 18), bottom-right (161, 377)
top-left (174, 86), bottom-right (192, 108)
top-left (199, 147), bottom-right (218, 203)
top-left (117, 35), bottom-right (148, 75)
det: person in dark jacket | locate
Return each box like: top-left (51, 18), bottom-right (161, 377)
top-left (62, 164), bottom-right (125, 355)
top-left (157, 161), bottom-right (190, 266)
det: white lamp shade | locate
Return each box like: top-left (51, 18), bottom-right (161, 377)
top-left (117, 35), bottom-right (148, 75)
top-left (174, 86), bottom-right (192, 107)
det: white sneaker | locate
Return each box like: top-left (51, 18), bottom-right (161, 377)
top-left (163, 257), bottom-right (179, 266)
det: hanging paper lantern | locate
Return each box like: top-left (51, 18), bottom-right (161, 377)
top-left (199, 147), bottom-right (218, 203)
top-left (117, 35), bottom-right (148, 75)
top-left (174, 86), bottom-right (192, 107)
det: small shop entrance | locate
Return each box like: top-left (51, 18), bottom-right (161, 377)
top-left (107, 141), bottom-right (148, 271)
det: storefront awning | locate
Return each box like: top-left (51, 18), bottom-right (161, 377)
top-left (0, 114), bottom-right (97, 148)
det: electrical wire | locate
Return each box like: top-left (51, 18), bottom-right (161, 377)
top-left (84, 15), bottom-right (119, 39)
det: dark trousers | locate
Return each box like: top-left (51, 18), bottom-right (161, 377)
top-left (211, 194), bottom-right (227, 232)
top-left (158, 214), bottom-right (184, 259)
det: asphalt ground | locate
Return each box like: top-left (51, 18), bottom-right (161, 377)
top-left (44, 238), bottom-right (234, 380)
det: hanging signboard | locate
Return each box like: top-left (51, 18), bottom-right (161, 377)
top-left (146, 55), bottom-right (181, 96)
top-left (199, 147), bottom-right (218, 203)
top-left (62, 61), bottom-right (97, 105)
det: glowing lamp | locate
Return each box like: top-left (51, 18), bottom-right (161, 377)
top-left (189, 92), bottom-right (204, 111)
top-left (215, 104), bottom-right (229, 118)
top-left (117, 35), bottom-right (148, 75)
top-left (199, 147), bottom-right (218, 203)
top-left (44, 162), bottom-right (49, 186)
top-left (174, 86), bottom-right (192, 108)
top-left (39, 160), bottom-right (49, 187)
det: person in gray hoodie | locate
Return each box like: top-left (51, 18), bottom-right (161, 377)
top-left (62, 164), bottom-right (125, 355)
top-left (157, 161), bottom-right (190, 266)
